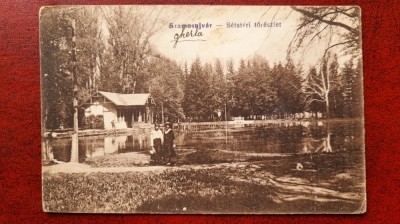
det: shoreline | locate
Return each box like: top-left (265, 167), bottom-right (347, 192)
top-left (44, 117), bottom-right (363, 139)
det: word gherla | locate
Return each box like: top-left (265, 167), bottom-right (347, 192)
top-left (172, 27), bottom-right (204, 48)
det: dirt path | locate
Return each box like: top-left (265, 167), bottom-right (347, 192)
top-left (43, 163), bottom-right (168, 173)
top-left (42, 161), bottom-right (256, 174)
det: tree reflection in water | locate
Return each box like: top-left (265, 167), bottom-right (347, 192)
top-left (44, 120), bottom-right (362, 163)
top-left (301, 127), bottom-right (333, 153)
top-left (178, 120), bottom-right (361, 154)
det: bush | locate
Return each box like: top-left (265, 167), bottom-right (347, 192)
top-left (83, 115), bottom-right (104, 129)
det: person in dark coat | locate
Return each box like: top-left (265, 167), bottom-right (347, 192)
top-left (163, 122), bottom-right (176, 165)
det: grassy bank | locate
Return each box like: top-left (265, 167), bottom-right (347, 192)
top-left (43, 150), bottom-right (365, 213)
top-left (82, 147), bottom-right (293, 168)
top-left (84, 152), bottom-right (151, 167)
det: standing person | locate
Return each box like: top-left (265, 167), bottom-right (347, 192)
top-left (163, 122), bottom-right (176, 165)
top-left (42, 131), bottom-right (55, 164)
top-left (150, 123), bottom-right (163, 164)
top-left (111, 119), bottom-right (116, 133)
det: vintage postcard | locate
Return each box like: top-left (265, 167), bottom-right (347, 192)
top-left (41, 5), bottom-right (365, 214)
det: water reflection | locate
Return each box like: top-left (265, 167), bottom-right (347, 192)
top-left (176, 120), bottom-right (362, 154)
top-left (47, 133), bottom-right (150, 163)
top-left (44, 120), bottom-right (362, 163)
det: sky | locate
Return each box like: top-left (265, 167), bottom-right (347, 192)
top-left (95, 5), bottom-right (352, 70)
top-left (146, 6), bottom-right (326, 69)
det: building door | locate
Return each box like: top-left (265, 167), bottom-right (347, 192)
top-left (124, 108), bottom-right (133, 128)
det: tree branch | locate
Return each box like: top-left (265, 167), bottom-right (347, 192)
top-left (291, 6), bottom-right (360, 35)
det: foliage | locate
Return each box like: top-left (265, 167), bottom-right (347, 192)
top-left (342, 59), bottom-right (363, 118)
top-left (305, 67), bottom-right (325, 116)
top-left (273, 61), bottom-right (305, 118)
top-left (83, 115), bottom-right (104, 129)
top-left (303, 53), bottom-right (342, 118)
top-left (41, 6), bottom-right (169, 129)
top-left (182, 55), bottom-right (307, 121)
top-left (43, 150), bottom-right (364, 213)
top-left (98, 6), bottom-right (163, 94)
top-left (148, 56), bottom-right (185, 123)
top-left (205, 59), bottom-right (226, 121)
top-left (182, 57), bottom-right (210, 121)
top-left (41, 6), bottom-right (363, 130)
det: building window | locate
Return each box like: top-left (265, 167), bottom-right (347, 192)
top-left (117, 109), bottom-right (124, 121)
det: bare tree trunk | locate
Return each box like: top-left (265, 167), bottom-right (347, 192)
top-left (325, 91), bottom-right (330, 119)
top-left (323, 124), bottom-right (333, 153)
top-left (71, 18), bottom-right (79, 163)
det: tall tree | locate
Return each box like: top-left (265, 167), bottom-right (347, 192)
top-left (342, 59), bottom-right (363, 117)
top-left (230, 56), bottom-right (277, 118)
top-left (225, 59), bottom-right (236, 120)
top-left (273, 61), bottom-right (304, 118)
top-left (41, 7), bottom-right (89, 129)
top-left (207, 59), bottom-right (226, 120)
top-left (289, 6), bottom-right (362, 119)
top-left (148, 57), bottom-right (184, 123)
top-left (100, 6), bottom-right (164, 93)
top-left (40, 6), bottom-right (166, 129)
top-left (231, 59), bottom-right (251, 117)
top-left (203, 62), bottom-right (215, 120)
top-left (182, 57), bottom-right (209, 121)
top-left (251, 56), bottom-right (276, 117)
top-left (305, 67), bottom-right (325, 117)
top-left (304, 53), bottom-right (341, 118)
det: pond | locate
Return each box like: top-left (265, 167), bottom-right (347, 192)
top-left (43, 119), bottom-right (363, 163)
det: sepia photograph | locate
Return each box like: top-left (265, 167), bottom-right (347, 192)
top-left (40, 5), bottom-right (365, 214)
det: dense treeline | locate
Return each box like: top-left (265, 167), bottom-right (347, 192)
top-left (41, 6), bottom-right (362, 130)
top-left (181, 55), bottom-right (362, 122)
